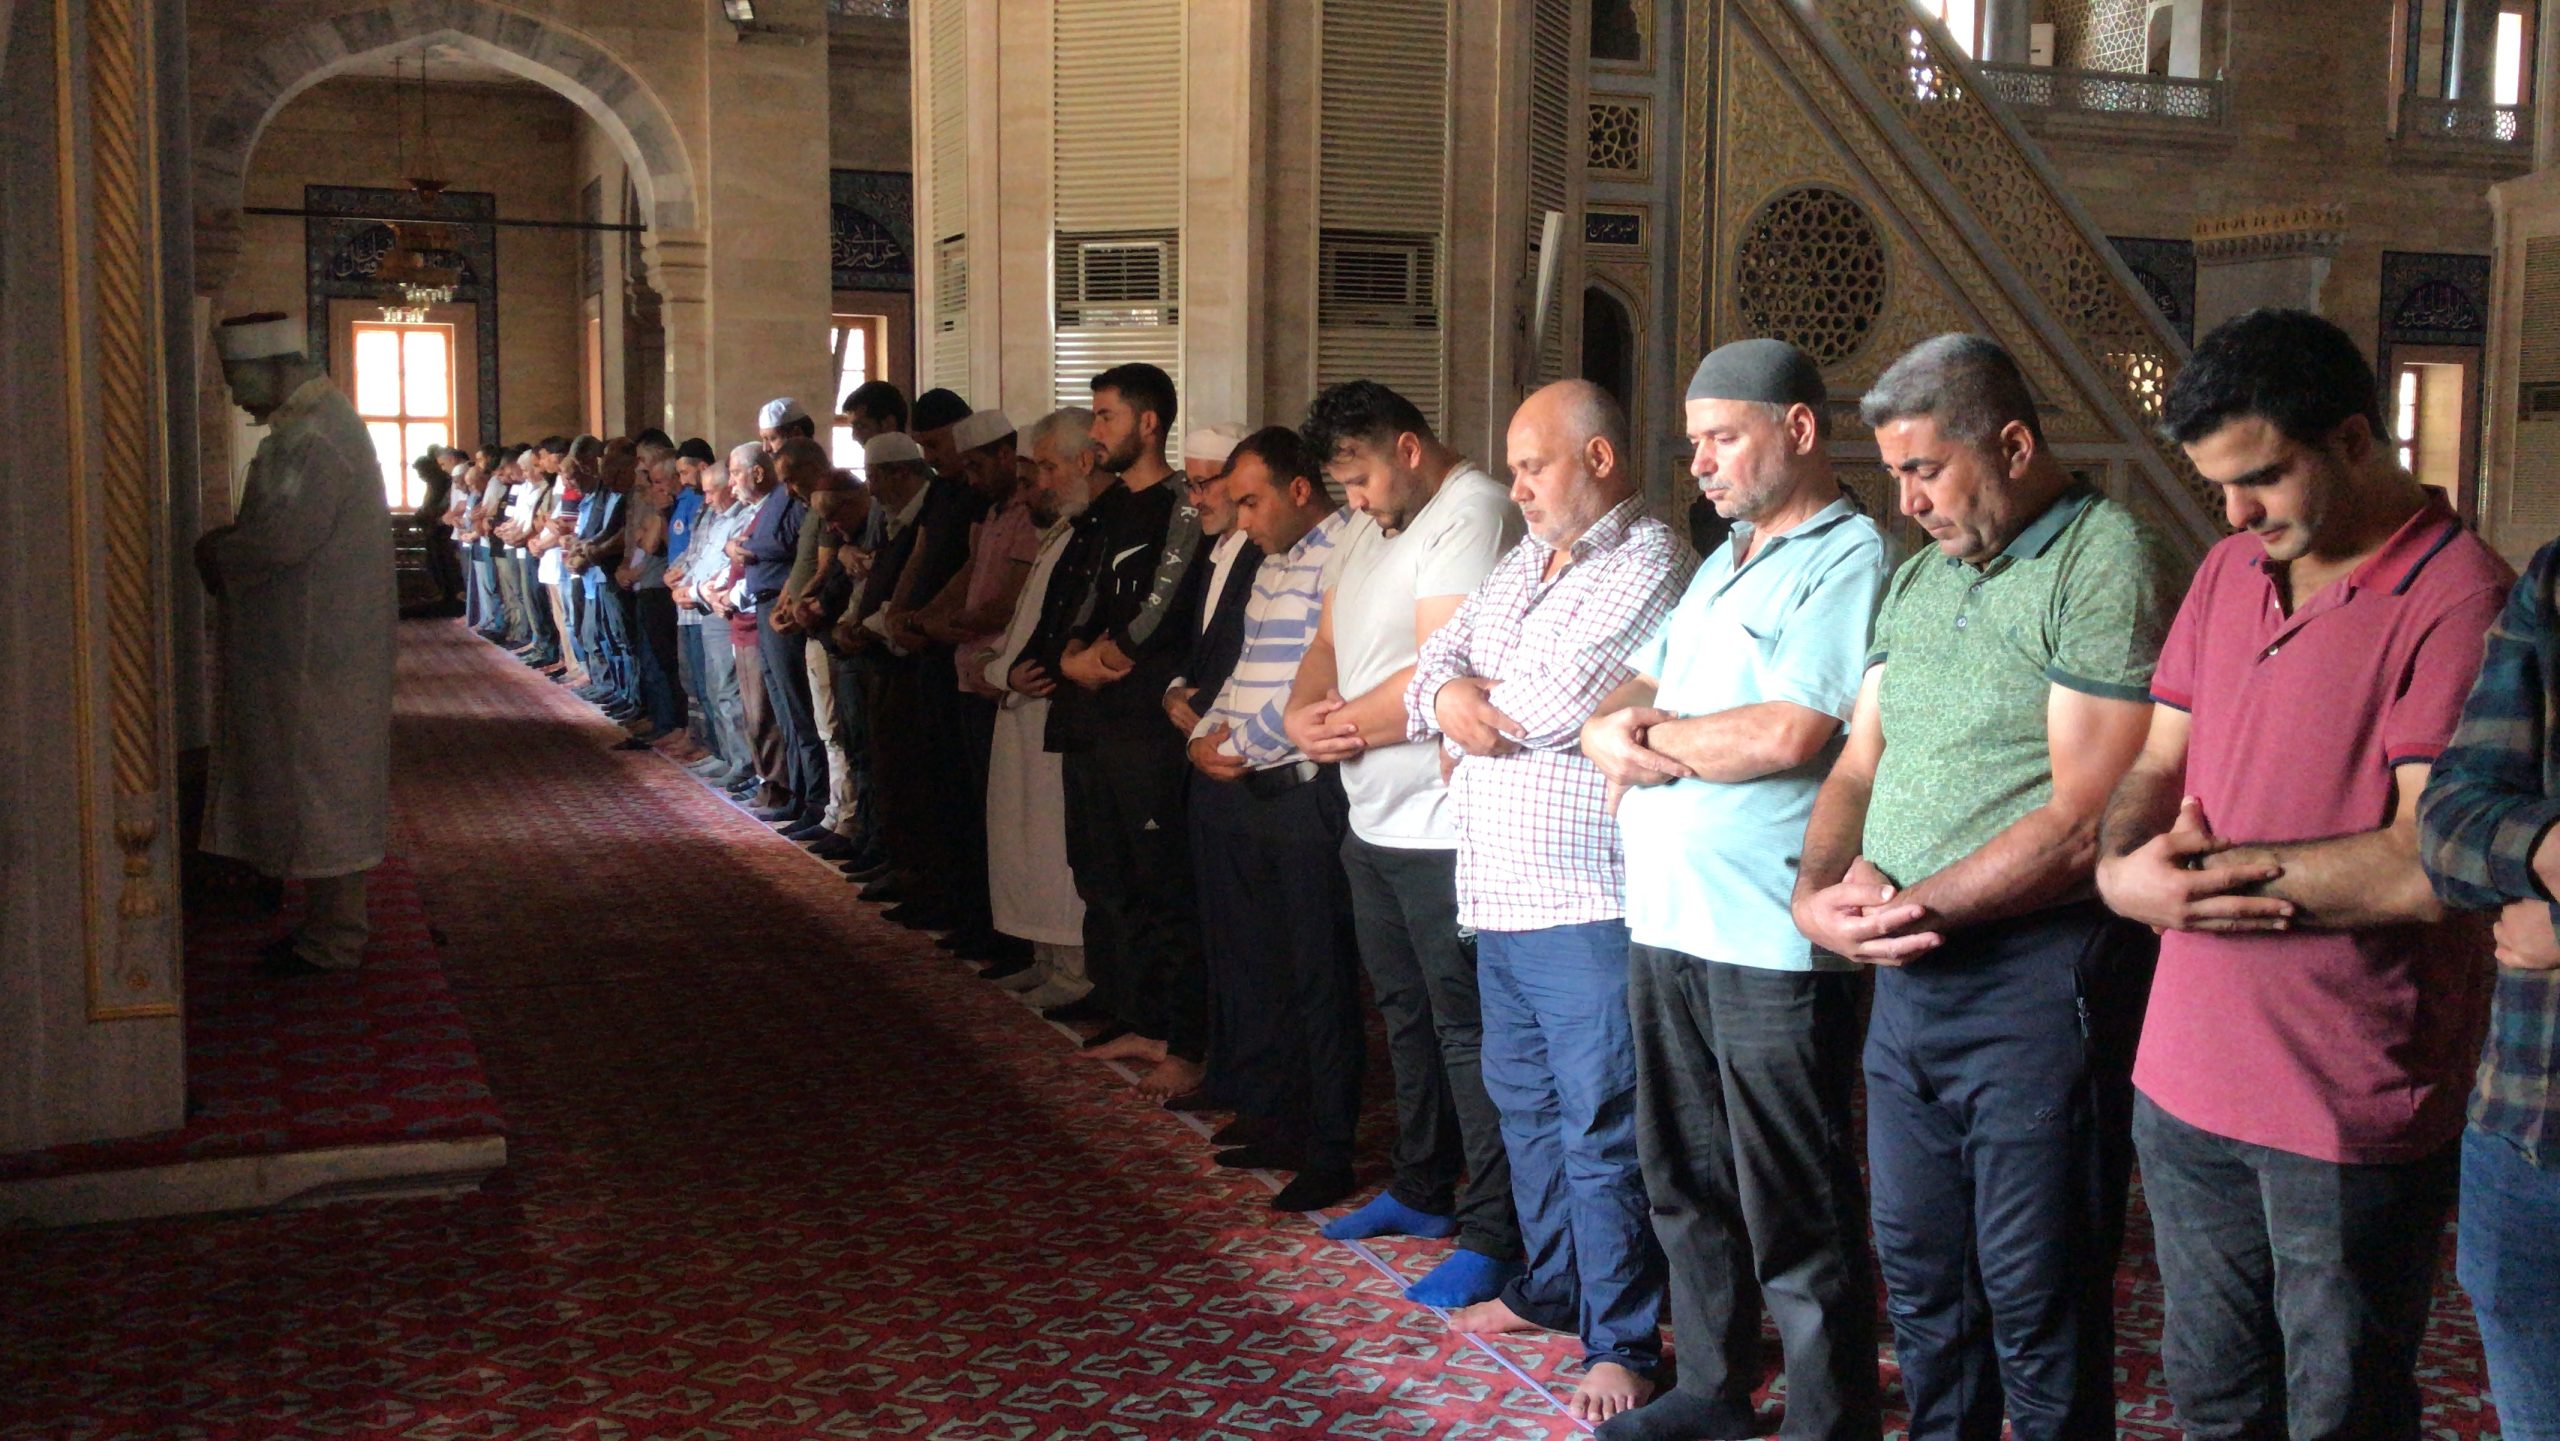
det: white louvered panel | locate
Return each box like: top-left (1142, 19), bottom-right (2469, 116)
top-left (927, 0), bottom-right (967, 239)
top-left (933, 236), bottom-right (969, 391)
top-left (1054, 327), bottom-right (1184, 413)
top-left (1318, 0), bottom-right (1451, 231)
top-left (2505, 238), bottom-right (2560, 548)
top-left (1054, 0), bottom-right (1185, 232)
top-left (1318, 329), bottom-right (1443, 431)
top-left (923, 0), bottom-right (967, 391)
top-left (2522, 238), bottom-right (2560, 386)
top-left (1316, 229), bottom-right (1444, 430)
top-left (1527, 0), bottom-right (1574, 385)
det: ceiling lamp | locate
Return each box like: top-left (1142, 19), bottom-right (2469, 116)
top-left (378, 54), bottom-right (461, 323)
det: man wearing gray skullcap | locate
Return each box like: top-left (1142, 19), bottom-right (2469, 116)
top-left (1583, 338), bottom-right (1892, 1441)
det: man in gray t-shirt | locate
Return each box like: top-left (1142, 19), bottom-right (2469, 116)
top-left (1283, 381), bottom-right (1527, 1312)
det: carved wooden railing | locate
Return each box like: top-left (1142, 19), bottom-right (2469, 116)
top-left (1975, 61), bottom-right (2223, 125)
top-left (1774, 0), bottom-right (2223, 554)
top-left (2397, 94), bottom-right (2531, 147)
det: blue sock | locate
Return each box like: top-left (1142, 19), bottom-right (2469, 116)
top-left (1319, 1191), bottom-right (1458, 1242)
top-left (1403, 1249), bottom-right (1520, 1310)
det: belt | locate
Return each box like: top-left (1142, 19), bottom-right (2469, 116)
top-left (1241, 759), bottom-right (1322, 800)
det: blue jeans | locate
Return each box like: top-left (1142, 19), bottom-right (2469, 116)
top-left (2462, 1126), bottom-right (2560, 1441)
top-left (1477, 918), bottom-right (1666, 1373)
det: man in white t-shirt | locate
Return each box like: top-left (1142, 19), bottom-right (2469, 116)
top-left (1282, 380), bottom-right (1526, 1311)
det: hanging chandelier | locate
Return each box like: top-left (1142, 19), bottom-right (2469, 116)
top-left (378, 55), bottom-right (460, 323)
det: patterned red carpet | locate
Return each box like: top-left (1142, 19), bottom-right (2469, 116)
top-left (0, 859), bottom-right (500, 1184)
top-left (0, 620), bottom-right (2504, 1439)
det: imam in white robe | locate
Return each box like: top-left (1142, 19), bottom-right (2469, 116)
top-left (202, 377), bottom-right (397, 880)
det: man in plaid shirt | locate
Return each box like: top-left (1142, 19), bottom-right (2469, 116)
top-left (1405, 379), bottom-right (1688, 1426)
top-left (2418, 544), bottom-right (2560, 1441)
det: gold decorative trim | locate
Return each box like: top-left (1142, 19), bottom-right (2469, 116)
top-left (59, 0), bottom-right (177, 1020)
top-left (2193, 203), bottom-right (2348, 263)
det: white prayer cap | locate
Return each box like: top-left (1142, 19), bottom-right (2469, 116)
top-left (728, 440), bottom-right (769, 470)
top-left (1183, 422), bottom-right (1247, 464)
top-left (950, 408), bottom-right (1017, 453)
top-left (758, 397), bottom-right (810, 431)
top-left (215, 312), bottom-right (304, 362)
top-left (863, 432), bottom-right (928, 468)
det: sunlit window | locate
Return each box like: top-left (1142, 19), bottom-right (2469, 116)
top-left (827, 314), bottom-right (887, 473)
top-left (352, 322), bottom-right (453, 510)
top-left (2396, 368), bottom-right (2420, 474)
top-left (2494, 9), bottom-right (2525, 106)
top-left (1914, 0), bottom-right (1979, 56)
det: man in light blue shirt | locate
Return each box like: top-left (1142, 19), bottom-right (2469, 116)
top-left (1579, 340), bottom-right (1894, 1441)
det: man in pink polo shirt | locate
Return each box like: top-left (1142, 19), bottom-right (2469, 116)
top-left (2097, 309), bottom-right (2509, 1441)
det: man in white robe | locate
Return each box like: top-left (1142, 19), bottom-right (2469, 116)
top-left (194, 312), bottom-right (397, 976)
top-left (984, 409), bottom-right (1101, 1008)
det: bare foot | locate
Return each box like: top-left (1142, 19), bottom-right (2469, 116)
top-left (1566, 1362), bottom-right (1656, 1425)
top-left (1135, 1055), bottom-right (1203, 1100)
top-left (1445, 1297), bottom-right (1543, 1336)
top-left (1082, 1032), bottom-right (1167, 1064)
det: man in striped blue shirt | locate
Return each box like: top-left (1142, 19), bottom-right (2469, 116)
top-left (1185, 427), bottom-right (1364, 1213)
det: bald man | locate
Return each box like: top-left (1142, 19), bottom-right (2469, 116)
top-left (1405, 380), bottom-right (1689, 1424)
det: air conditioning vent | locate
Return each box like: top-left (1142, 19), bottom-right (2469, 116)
top-left (1319, 232), bottom-right (1440, 329)
top-left (1056, 232), bottom-right (1180, 328)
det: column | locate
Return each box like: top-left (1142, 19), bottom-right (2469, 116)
top-left (1981, 0), bottom-right (2033, 64)
top-left (1181, 0), bottom-right (1268, 431)
top-left (2450, 0), bottom-right (2499, 103)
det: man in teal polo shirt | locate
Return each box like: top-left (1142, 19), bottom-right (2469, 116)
top-left (1792, 334), bottom-right (2185, 1441)
top-left (1581, 339), bottom-right (1895, 1441)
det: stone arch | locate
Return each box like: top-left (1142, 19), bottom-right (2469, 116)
top-left (194, 0), bottom-right (698, 267)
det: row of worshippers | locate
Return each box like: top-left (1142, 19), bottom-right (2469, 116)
top-left (443, 314), bottom-right (2560, 1441)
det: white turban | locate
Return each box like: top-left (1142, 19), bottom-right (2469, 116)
top-left (758, 397), bottom-right (810, 431)
top-left (216, 313), bottom-right (303, 362)
top-left (1183, 422), bottom-right (1247, 465)
top-left (950, 409), bottom-right (1017, 453)
top-left (863, 432), bottom-right (927, 468)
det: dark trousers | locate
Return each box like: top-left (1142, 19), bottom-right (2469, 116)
top-left (1340, 835), bottom-right (1520, 1262)
top-left (1864, 902), bottom-right (2152, 1441)
top-left (587, 576), bottom-right (635, 703)
top-left (2136, 1095), bottom-right (2456, 1441)
top-left (632, 588), bottom-right (685, 735)
top-left (864, 652), bottom-right (924, 862)
top-left (523, 569), bottom-right (559, 663)
top-left (911, 647), bottom-right (991, 922)
top-left (1190, 769), bottom-right (1363, 1168)
top-left (755, 607), bottom-right (823, 819)
top-left (2461, 1126), bottom-right (2560, 1441)
top-left (829, 648), bottom-right (878, 854)
top-left (1629, 945), bottom-right (1880, 1438)
top-left (1061, 735), bottom-right (1203, 1056)
top-left (952, 685), bottom-right (997, 924)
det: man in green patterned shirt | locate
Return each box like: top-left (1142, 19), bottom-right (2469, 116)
top-left (1790, 335), bottom-right (2185, 1441)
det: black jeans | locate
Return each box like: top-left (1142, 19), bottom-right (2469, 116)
top-left (1340, 835), bottom-right (1520, 1261)
top-left (1061, 735), bottom-right (1203, 1056)
top-left (2135, 1095), bottom-right (2456, 1441)
top-left (755, 606), bottom-right (824, 820)
top-left (1864, 902), bottom-right (2153, 1441)
top-left (1628, 945), bottom-right (1880, 1440)
top-left (1192, 769), bottom-right (1363, 1168)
